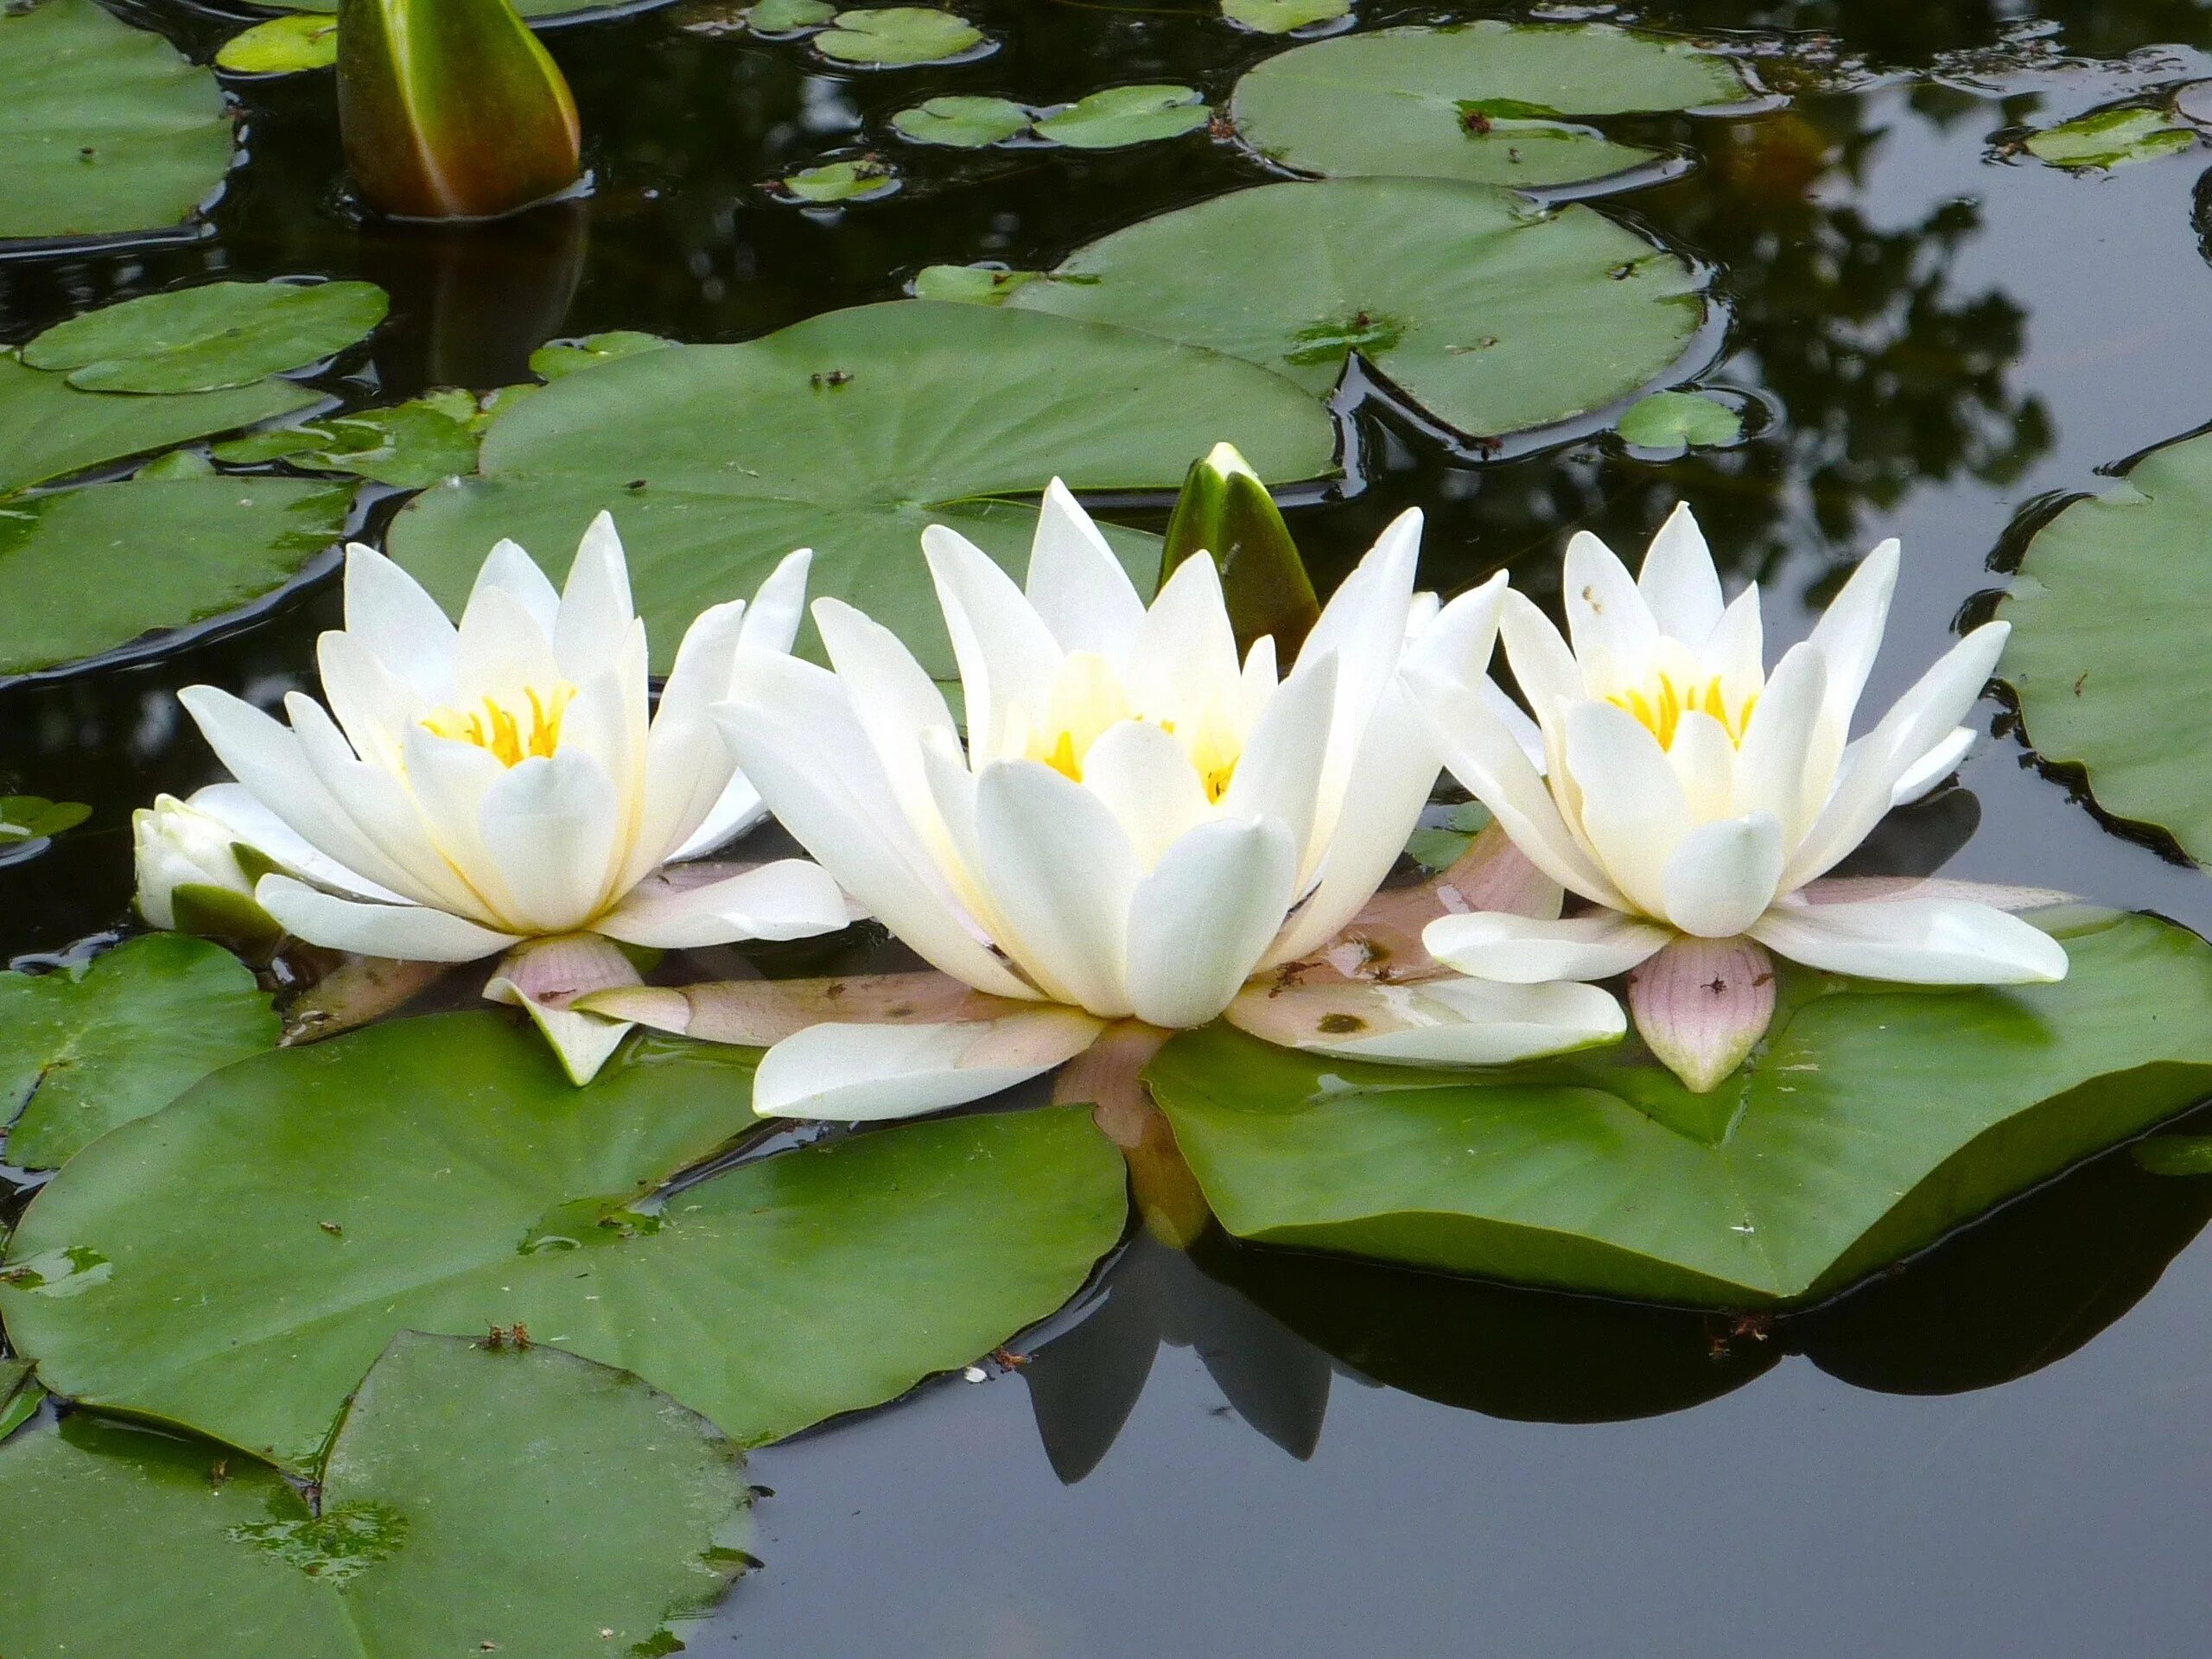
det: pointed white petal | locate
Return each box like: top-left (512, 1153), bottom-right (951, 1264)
top-left (1297, 505), bottom-right (1421, 734)
top-left (973, 760), bottom-right (1142, 1015)
top-left (256, 874), bottom-right (520, 962)
top-left (752, 1010), bottom-right (1104, 1122)
top-left (1707, 583), bottom-right (1764, 707)
top-left (1637, 503), bottom-right (1725, 645)
top-left (315, 628), bottom-right (421, 777)
top-left (1665, 709), bottom-right (1736, 823)
top-left (482, 933), bottom-right (644, 1087)
top-left (1627, 933), bottom-right (1776, 1094)
top-left (1221, 651), bottom-right (1337, 879)
top-left (341, 543), bottom-right (457, 700)
top-left (922, 524), bottom-right (1062, 764)
top-left (1497, 589), bottom-right (1586, 727)
top-left (1660, 812), bottom-right (1786, 938)
top-left (1125, 816), bottom-right (1299, 1028)
top-left (1129, 547), bottom-right (1243, 719)
top-left (187, 782), bottom-right (401, 901)
top-left (475, 749), bottom-right (624, 932)
top-left (1424, 909), bottom-right (1672, 983)
top-left (1805, 537), bottom-right (1900, 772)
top-left (1077, 720), bottom-right (1211, 867)
top-left (1025, 480), bottom-right (1146, 658)
top-left (736, 546), bottom-right (812, 654)
top-left (1751, 894), bottom-right (2068, 984)
top-left (1563, 701), bottom-right (1691, 917)
top-left (1562, 530), bottom-right (1658, 671)
top-left (469, 537), bottom-right (561, 632)
top-left (1731, 641), bottom-right (1827, 837)
top-left (596, 859), bottom-right (850, 948)
top-left (1228, 976), bottom-right (1625, 1065)
top-left (553, 512), bottom-right (638, 681)
top-left (452, 584), bottom-right (561, 706)
top-left (1401, 570), bottom-right (1507, 686)
top-left (1891, 724), bottom-right (1974, 806)
top-left (670, 774), bottom-right (766, 861)
top-left (812, 595), bottom-right (959, 833)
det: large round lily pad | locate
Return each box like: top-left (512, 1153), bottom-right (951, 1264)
top-left (1144, 910), bottom-right (2212, 1307)
top-left (0, 1012), bottom-right (1126, 1471)
top-left (0, 0), bottom-right (234, 242)
top-left (0, 933), bottom-right (277, 1172)
top-left (1007, 176), bottom-right (1707, 440)
top-left (386, 301), bottom-right (1335, 678)
top-left (24, 281), bottom-right (388, 394)
top-left (0, 1334), bottom-right (752, 1659)
top-left (2004, 429), bottom-right (2212, 861)
top-left (0, 467), bottom-right (352, 677)
top-left (1230, 22), bottom-right (1755, 189)
top-left (0, 351), bottom-right (318, 495)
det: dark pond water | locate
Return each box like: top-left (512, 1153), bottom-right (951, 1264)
top-left (8, 0), bottom-right (2212, 1652)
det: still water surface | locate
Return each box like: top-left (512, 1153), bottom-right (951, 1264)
top-left (7, 0), bottom-right (2212, 1652)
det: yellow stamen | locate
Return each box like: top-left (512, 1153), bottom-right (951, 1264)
top-left (423, 683), bottom-right (576, 767)
top-left (1606, 671), bottom-right (1755, 750)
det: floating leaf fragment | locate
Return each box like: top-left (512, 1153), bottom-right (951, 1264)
top-left (1616, 388), bottom-right (1745, 452)
top-left (910, 264), bottom-right (1046, 303)
top-left (213, 389), bottom-right (487, 487)
top-left (216, 15), bottom-right (341, 76)
top-left (0, 797), bottom-right (91, 848)
top-left (779, 157), bottom-right (901, 203)
top-left (813, 6), bottom-right (986, 66)
top-left (1034, 85), bottom-right (1211, 149)
top-left (1222, 0), bottom-right (1351, 35)
top-left (2021, 105), bottom-right (2195, 170)
top-left (25, 281), bottom-right (388, 394)
top-left (892, 94), bottom-right (1032, 148)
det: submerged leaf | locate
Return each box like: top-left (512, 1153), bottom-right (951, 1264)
top-left (2022, 105), bottom-right (2195, 170)
top-left (529, 330), bottom-right (678, 380)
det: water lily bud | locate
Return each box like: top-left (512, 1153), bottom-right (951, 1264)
top-left (1160, 441), bottom-right (1321, 658)
top-left (133, 793), bottom-right (277, 942)
top-left (337, 0), bottom-right (582, 220)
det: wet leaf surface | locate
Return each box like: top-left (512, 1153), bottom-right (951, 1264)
top-left (2021, 105), bottom-right (2195, 169)
top-left (1034, 86), bottom-right (1211, 149)
top-left (24, 282), bottom-right (387, 394)
top-left (214, 16), bottom-right (340, 76)
top-left (893, 94), bottom-right (1033, 148)
top-left (212, 389), bottom-right (489, 489)
top-left (813, 6), bottom-right (986, 66)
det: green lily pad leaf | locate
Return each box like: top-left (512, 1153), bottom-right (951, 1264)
top-left (385, 301), bottom-right (1335, 680)
top-left (0, 1359), bottom-right (41, 1441)
top-left (0, 934), bottom-right (277, 1172)
top-left (1146, 910), bottom-right (2212, 1306)
top-left (0, 353), bottom-right (321, 495)
top-left (213, 390), bottom-right (487, 488)
top-left (909, 264), bottom-right (1051, 303)
top-left (893, 94), bottom-right (1033, 148)
top-left (780, 157), bottom-right (900, 203)
top-left (0, 1333), bottom-right (752, 1659)
top-left (0, 0), bottom-right (234, 243)
top-left (748, 0), bottom-right (836, 29)
top-left (1229, 22), bottom-right (1755, 189)
top-left (0, 471), bottom-right (351, 676)
top-left (1222, 0), bottom-right (1352, 36)
top-left (530, 331), bottom-right (679, 382)
top-left (214, 15), bottom-right (340, 76)
top-left (2021, 105), bottom-right (2195, 170)
top-left (1617, 388), bottom-right (1745, 451)
top-left (1, 1012), bottom-right (1127, 1472)
top-left (1034, 85), bottom-right (1211, 149)
top-left (25, 282), bottom-right (388, 395)
top-left (1403, 800), bottom-right (1491, 871)
top-left (1009, 175), bottom-right (1707, 441)
top-left (2003, 429), bottom-right (2212, 861)
top-left (0, 796), bottom-right (91, 846)
top-left (250, 0), bottom-right (613, 16)
top-left (2133, 1135), bottom-right (2212, 1176)
top-left (814, 6), bottom-right (986, 66)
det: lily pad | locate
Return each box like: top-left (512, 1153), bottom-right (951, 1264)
top-left (1034, 85), bottom-right (1211, 149)
top-left (0, 470), bottom-right (350, 676)
top-left (1145, 910), bottom-right (2212, 1306)
top-left (214, 15), bottom-right (340, 76)
top-left (749, 0), bottom-right (836, 29)
top-left (1229, 22), bottom-right (1755, 189)
top-left (0, 353), bottom-right (320, 495)
top-left (24, 282), bottom-right (387, 394)
top-left (893, 94), bottom-right (1033, 148)
top-left (251, 0), bottom-right (614, 16)
top-left (0, 933), bottom-right (277, 1172)
top-left (780, 157), bottom-right (900, 203)
top-left (910, 264), bottom-right (1050, 303)
top-left (814, 7), bottom-right (986, 66)
top-left (0, 796), bottom-right (91, 846)
top-left (213, 390), bottom-right (488, 488)
top-left (0, 0), bottom-right (234, 242)
top-left (2021, 105), bottom-right (2195, 170)
top-left (0, 1333), bottom-right (752, 1659)
top-left (1617, 387), bottom-right (1745, 451)
top-left (2005, 429), bottom-right (2212, 860)
top-left (1222, 0), bottom-right (1352, 35)
top-left (0, 1360), bottom-right (41, 1441)
top-left (1, 1011), bottom-right (1126, 1471)
top-left (385, 301), bottom-right (1334, 680)
top-left (1008, 176), bottom-right (1707, 440)
top-left (529, 330), bottom-right (677, 381)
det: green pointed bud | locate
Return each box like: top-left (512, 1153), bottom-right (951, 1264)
top-left (337, 0), bottom-right (582, 220)
top-left (1160, 442), bottom-right (1321, 658)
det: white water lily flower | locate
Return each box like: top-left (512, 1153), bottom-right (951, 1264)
top-left (1408, 504), bottom-right (2066, 1090)
top-left (173, 514), bottom-right (852, 972)
top-left (702, 482), bottom-right (1624, 1122)
top-left (132, 791), bottom-right (267, 931)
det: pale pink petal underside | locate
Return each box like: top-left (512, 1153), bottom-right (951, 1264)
top-left (1796, 874), bottom-right (2074, 913)
top-left (1626, 934), bottom-right (1777, 1096)
top-left (575, 969), bottom-right (1014, 1046)
top-left (1306, 821), bottom-right (1567, 983)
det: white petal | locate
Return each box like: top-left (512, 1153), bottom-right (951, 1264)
top-left (1562, 530), bottom-right (1658, 671)
top-left (469, 537), bottom-right (561, 633)
top-left (1665, 709), bottom-right (1737, 823)
top-left (1221, 651), bottom-right (1337, 880)
top-left (922, 524), bottom-right (1062, 765)
top-left (1401, 570), bottom-right (1507, 687)
top-left (671, 775), bottom-right (766, 861)
top-left (186, 782), bottom-right (400, 901)
top-left (1024, 480), bottom-right (1146, 659)
top-left (1563, 701), bottom-right (1691, 917)
top-left (1637, 503), bottom-right (1725, 645)
top-left (1731, 641), bottom-right (1827, 838)
top-left (1497, 589), bottom-right (1586, 726)
top-left (256, 874), bottom-right (520, 962)
top-left (1128, 547), bottom-right (1243, 722)
top-left (1706, 583), bottom-right (1764, 708)
top-left (554, 512), bottom-right (639, 682)
top-left (1751, 894), bottom-right (2069, 984)
top-left (1480, 677), bottom-right (1548, 771)
top-left (1077, 720), bottom-right (1211, 867)
top-left (635, 598), bottom-right (748, 874)
top-left (476, 749), bottom-right (624, 932)
top-left (1891, 725), bottom-right (1974, 806)
top-left (1228, 976), bottom-right (1625, 1065)
top-left (341, 543), bottom-right (456, 701)
top-left (452, 583), bottom-right (561, 707)
top-left (1660, 813), bottom-right (1786, 938)
top-left (753, 1010), bottom-right (1104, 1122)
top-left (1297, 506), bottom-right (1421, 734)
top-left (1627, 934), bottom-right (1776, 1094)
top-left (1423, 909), bottom-right (1672, 983)
top-left (482, 933), bottom-right (644, 1088)
top-left (974, 760), bottom-right (1142, 1016)
top-left (1124, 817), bottom-right (1299, 1028)
top-left (398, 721), bottom-right (527, 921)
top-left (812, 595), bottom-right (959, 835)
top-left (596, 859), bottom-right (851, 948)
top-left (736, 546), bottom-right (812, 654)
top-left (316, 628), bottom-right (420, 777)
top-left (1805, 537), bottom-right (1900, 776)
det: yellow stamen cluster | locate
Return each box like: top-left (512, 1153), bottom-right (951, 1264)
top-left (1607, 671), bottom-right (1756, 751)
top-left (1018, 652), bottom-right (1242, 803)
top-left (422, 683), bottom-right (576, 767)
